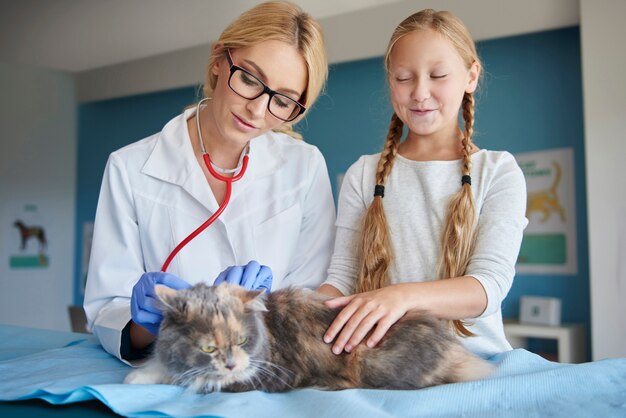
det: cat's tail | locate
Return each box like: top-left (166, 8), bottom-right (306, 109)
top-left (447, 345), bottom-right (495, 383)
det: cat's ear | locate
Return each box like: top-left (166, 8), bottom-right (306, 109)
top-left (242, 290), bottom-right (268, 313)
top-left (155, 284), bottom-right (179, 307)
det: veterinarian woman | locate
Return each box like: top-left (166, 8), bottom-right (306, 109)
top-left (84, 1), bottom-right (335, 363)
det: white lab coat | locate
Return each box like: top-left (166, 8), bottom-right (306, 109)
top-left (83, 108), bottom-right (336, 362)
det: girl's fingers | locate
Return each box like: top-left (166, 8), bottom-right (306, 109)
top-left (329, 303), bottom-right (373, 354)
top-left (323, 298), bottom-right (360, 344)
top-left (322, 287), bottom-right (406, 353)
top-left (324, 294), bottom-right (354, 308)
top-left (344, 310), bottom-right (383, 353)
top-left (366, 314), bottom-right (399, 348)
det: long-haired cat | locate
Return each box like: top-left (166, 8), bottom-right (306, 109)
top-left (124, 283), bottom-right (493, 393)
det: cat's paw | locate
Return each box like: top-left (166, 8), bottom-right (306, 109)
top-left (124, 368), bottom-right (162, 385)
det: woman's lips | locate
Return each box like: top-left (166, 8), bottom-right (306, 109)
top-left (232, 113), bottom-right (258, 131)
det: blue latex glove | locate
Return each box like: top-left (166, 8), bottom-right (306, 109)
top-left (213, 260), bottom-right (273, 291)
top-left (131, 272), bottom-right (192, 335)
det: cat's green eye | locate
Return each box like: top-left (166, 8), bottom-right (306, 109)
top-left (200, 344), bottom-right (217, 353)
top-left (237, 336), bottom-right (247, 346)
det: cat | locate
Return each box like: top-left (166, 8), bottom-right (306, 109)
top-left (124, 283), bottom-right (494, 393)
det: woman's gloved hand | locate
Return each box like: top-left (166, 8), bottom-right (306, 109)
top-left (213, 260), bottom-right (273, 291)
top-left (131, 272), bottom-right (192, 335)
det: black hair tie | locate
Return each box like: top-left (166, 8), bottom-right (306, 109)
top-left (461, 175), bottom-right (472, 185)
top-left (374, 184), bottom-right (385, 198)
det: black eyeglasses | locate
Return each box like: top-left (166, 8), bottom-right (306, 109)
top-left (225, 49), bottom-right (306, 122)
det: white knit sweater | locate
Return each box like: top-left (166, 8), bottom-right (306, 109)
top-left (323, 150), bottom-right (528, 357)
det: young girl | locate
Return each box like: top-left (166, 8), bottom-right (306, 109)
top-left (319, 9), bottom-right (527, 358)
top-left (84, 1), bottom-right (336, 363)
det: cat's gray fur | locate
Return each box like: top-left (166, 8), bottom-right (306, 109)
top-left (124, 283), bottom-right (493, 393)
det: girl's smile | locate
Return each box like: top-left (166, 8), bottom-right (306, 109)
top-left (410, 108), bottom-right (435, 116)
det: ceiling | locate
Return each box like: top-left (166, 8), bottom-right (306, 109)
top-left (0, 0), bottom-right (405, 73)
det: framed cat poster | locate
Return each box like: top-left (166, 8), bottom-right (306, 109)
top-left (515, 147), bottom-right (577, 274)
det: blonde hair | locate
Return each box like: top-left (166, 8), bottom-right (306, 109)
top-left (357, 9), bottom-right (481, 337)
top-left (203, 1), bottom-right (327, 139)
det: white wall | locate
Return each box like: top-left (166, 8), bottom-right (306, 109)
top-left (0, 62), bottom-right (76, 331)
top-left (580, 0), bottom-right (626, 360)
top-left (76, 0), bottom-right (579, 103)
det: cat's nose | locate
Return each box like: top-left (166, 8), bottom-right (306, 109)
top-left (225, 361), bottom-right (236, 371)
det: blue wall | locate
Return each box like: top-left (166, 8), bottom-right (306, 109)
top-left (75, 27), bottom-right (588, 356)
top-left (477, 28), bottom-right (589, 328)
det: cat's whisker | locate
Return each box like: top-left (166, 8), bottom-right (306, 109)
top-left (249, 359), bottom-right (294, 377)
top-left (175, 365), bottom-right (220, 389)
top-left (249, 366), bottom-right (293, 387)
top-left (178, 366), bottom-right (211, 381)
top-left (247, 363), bottom-right (294, 389)
top-left (243, 371), bottom-right (262, 390)
top-left (248, 366), bottom-right (290, 385)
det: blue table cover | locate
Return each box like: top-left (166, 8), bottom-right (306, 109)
top-left (0, 324), bottom-right (625, 417)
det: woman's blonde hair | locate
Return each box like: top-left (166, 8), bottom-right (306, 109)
top-left (357, 9), bottom-right (481, 337)
top-left (203, 1), bottom-right (327, 139)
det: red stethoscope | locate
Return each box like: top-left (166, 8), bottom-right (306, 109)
top-left (160, 98), bottom-right (250, 272)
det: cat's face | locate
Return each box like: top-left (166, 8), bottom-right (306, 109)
top-left (155, 283), bottom-right (267, 390)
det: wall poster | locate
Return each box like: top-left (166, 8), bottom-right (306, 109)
top-left (515, 148), bottom-right (577, 274)
top-left (5, 203), bottom-right (50, 269)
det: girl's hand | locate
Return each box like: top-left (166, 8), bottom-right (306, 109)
top-left (323, 286), bottom-right (409, 355)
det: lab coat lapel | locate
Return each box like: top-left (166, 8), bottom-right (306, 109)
top-left (141, 111), bottom-right (219, 214)
top-left (228, 133), bottom-right (287, 204)
top-left (142, 113), bottom-right (288, 216)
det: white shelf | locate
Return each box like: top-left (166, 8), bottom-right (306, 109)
top-left (504, 321), bottom-right (586, 363)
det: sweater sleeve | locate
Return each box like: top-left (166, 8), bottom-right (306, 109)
top-left (466, 152), bottom-right (528, 318)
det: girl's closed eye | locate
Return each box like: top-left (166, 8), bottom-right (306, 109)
top-left (430, 67), bottom-right (449, 79)
top-left (393, 72), bottom-right (413, 82)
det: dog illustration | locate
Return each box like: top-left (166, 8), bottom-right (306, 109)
top-left (526, 161), bottom-right (566, 223)
top-left (13, 220), bottom-right (47, 252)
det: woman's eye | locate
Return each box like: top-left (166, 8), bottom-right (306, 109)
top-left (240, 72), bottom-right (260, 87)
top-left (237, 336), bottom-right (247, 346)
top-left (273, 96), bottom-right (291, 109)
top-left (200, 345), bottom-right (217, 353)
top-left (431, 74), bottom-right (448, 79)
